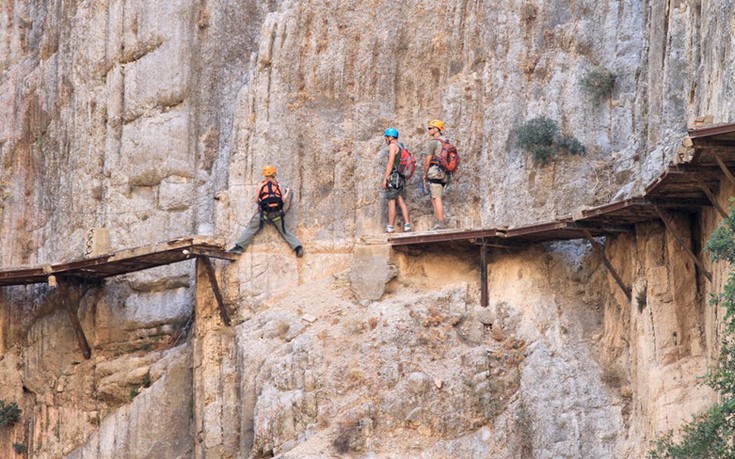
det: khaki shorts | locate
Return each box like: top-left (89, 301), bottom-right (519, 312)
top-left (429, 182), bottom-right (444, 199)
top-left (427, 165), bottom-right (447, 199)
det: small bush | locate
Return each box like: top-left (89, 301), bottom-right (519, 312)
top-left (580, 66), bottom-right (615, 105)
top-left (0, 401), bottom-right (22, 427)
top-left (520, 2), bottom-right (538, 23)
top-left (513, 116), bottom-right (586, 164)
top-left (601, 366), bottom-right (626, 389)
top-left (332, 419), bottom-right (363, 454)
top-left (13, 443), bottom-right (27, 454)
top-left (637, 290), bottom-right (647, 313)
top-left (515, 116), bottom-right (558, 149)
top-left (559, 136), bottom-right (586, 156)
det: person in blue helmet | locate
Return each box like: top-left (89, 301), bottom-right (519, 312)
top-left (381, 128), bottom-right (411, 233)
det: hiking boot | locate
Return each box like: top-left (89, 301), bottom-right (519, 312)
top-left (386, 225), bottom-right (395, 233)
top-left (403, 223), bottom-right (412, 232)
top-left (295, 246), bottom-right (304, 258)
top-left (227, 245), bottom-right (244, 255)
top-left (431, 222), bottom-right (446, 231)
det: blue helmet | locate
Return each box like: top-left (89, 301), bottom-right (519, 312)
top-left (384, 128), bottom-right (399, 139)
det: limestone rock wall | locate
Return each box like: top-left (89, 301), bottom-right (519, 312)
top-left (0, 0), bottom-right (733, 458)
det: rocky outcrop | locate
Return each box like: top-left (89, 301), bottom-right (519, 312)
top-left (68, 346), bottom-right (194, 459)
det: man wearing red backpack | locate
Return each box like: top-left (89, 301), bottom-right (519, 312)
top-left (423, 119), bottom-right (451, 230)
top-left (228, 165), bottom-right (304, 257)
top-left (381, 128), bottom-right (412, 233)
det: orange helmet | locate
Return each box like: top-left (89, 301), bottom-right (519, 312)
top-left (428, 119), bottom-right (445, 132)
top-left (262, 165), bottom-right (277, 177)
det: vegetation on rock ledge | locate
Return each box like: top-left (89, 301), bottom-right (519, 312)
top-left (0, 400), bottom-right (22, 427)
top-left (513, 116), bottom-right (586, 164)
top-left (580, 66), bottom-right (616, 106)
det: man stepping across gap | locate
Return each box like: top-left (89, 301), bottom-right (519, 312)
top-left (229, 165), bottom-right (304, 257)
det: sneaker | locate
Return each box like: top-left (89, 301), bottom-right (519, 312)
top-left (227, 245), bottom-right (244, 255)
top-left (295, 246), bottom-right (304, 258)
top-left (386, 225), bottom-right (395, 233)
top-left (431, 223), bottom-right (446, 231)
top-left (403, 223), bottom-right (412, 232)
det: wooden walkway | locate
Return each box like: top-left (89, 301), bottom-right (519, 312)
top-left (0, 237), bottom-right (236, 358)
top-left (388, 121), bottom-right (735, 306)
top-left (0, 236), bottom-right (236, 287)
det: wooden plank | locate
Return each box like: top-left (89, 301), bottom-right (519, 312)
top-left (580, 198), bottom-right (648, 219)
top-left (575, 223), bottom-right (635, 234)
top-left (199, 256), bottom-right (231, 326)
top-left (504, 221), bottom-right (573, 238)
top-left (646, 197), bottom-right (711, 208)
top-left (0, 238), bottom-right (235, 287)
top-left (690, 139), bottom-right (735, 149)
top-left (688, 121), bottom-right (735, 138)
top-left (389, 228), bottom-right (502, 246)
top-left (714, 154), bottom-right (735, 187)
top-left (697, 183), bottom-right (728, 219)
top-left (188, 247), bottom-right (239, 261)
top-left (581, 230), bottom-right (632, 301)
top-left (653, 206), bottom-right (713, 282)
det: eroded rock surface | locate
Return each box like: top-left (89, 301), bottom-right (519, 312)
top-left (1, 1), bottom-right (733, 458)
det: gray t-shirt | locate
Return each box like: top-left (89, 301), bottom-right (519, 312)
top-left (424, 138), bottom-right (442, 160)
top-left (425, 138), bottom-right (448, 182)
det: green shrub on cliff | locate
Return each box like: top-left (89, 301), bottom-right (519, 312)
top-left (648, 207), bottom-right (735, 458)
top-left (0, 400), bottom-right (22, 427)
top-left (580, 66), bottom-right (615, 106)
top-left (513, 116), bottom-right (586, 164)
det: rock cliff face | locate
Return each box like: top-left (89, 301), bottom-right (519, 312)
top-left (1, 1), bottom-right (733, 457)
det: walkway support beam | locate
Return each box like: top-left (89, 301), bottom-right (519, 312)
top-left (199, 256), bottom-right (231, 326)
top-left (696, 183), bottom-right (728, 219)
top-left (60, 283), bottom-right (93, 359)
top-left (653, 206), bottom-right (713, 282)
top-left (480, 244), bottom-right (489, 307)
top-left (714, 154), bottom-right (735, 187)
top-left (581, 230), bottom-right (632, 301)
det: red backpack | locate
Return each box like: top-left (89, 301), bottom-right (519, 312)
top-left (394, 143), bottom-right (416, 179)
top-left (432, 138), bottom-right (459, 173)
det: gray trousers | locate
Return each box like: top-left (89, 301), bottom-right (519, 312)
top-left (234, 212), bottom-right (302, 251)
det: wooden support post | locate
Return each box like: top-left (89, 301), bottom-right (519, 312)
top-left (60, 283), bottom-right (92, 359)
top-left (581, 230), bottom-right (632, 301)
top-left (697, 183), bottom-right (728, 219)
top-left (653, 206), bottom-right (713, 282)
top-left (714, 154), bottom-right (735, 187)
top-left (480, 244), bottom-right (489, 307)
top-left (199, 256), bottom-right (231, 326)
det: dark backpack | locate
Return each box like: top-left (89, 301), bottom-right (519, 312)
top-left (432, 138), bottom-right (459, 173)
top-left (258, 181), bottom-right (284, 213)
top-left (395, 143), bottom-right (416, 179)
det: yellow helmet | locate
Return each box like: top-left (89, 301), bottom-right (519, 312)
top-left (262, 165), bottom-right (277, 177)
top-left (428, 119), bottom-right (445, 132)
